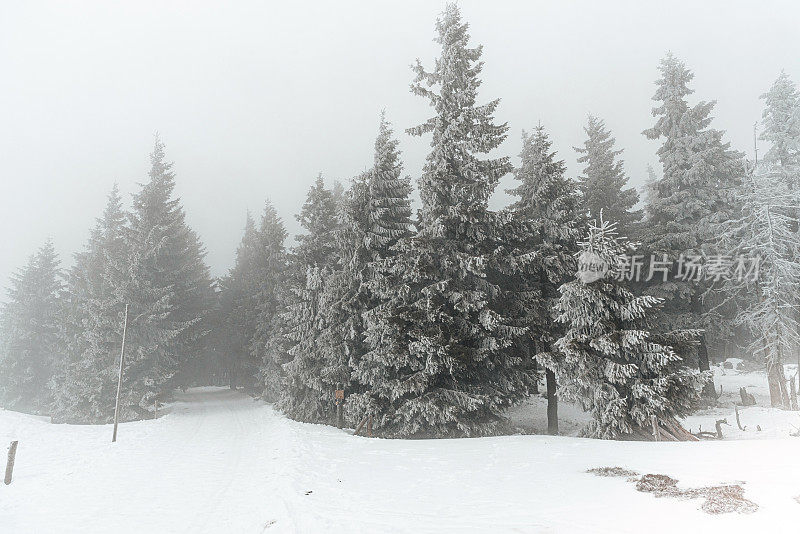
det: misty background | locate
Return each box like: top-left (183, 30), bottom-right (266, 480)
top-left (1, 0), bottom-right (798, 293)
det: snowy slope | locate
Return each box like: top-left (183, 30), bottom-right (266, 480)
top-left (1, 386), bottom-right (799, 533)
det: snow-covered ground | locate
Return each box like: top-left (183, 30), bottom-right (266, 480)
top-left (2, 371), bottom-right (799, 533)
top-left (510, 363), bottom-right (800, 440)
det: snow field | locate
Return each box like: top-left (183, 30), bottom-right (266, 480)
top-left (2, 382), bottom-right (799, 533)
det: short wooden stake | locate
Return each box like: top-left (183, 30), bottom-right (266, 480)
top-left (651, 415), bottom-right (661, 442)
top-left (353, 416), bottom-right (369, 436)
top-left (4, 441), bottom-right (18, 485)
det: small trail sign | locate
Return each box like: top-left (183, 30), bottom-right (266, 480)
top-left (334, 389), bottom-right (345, 401)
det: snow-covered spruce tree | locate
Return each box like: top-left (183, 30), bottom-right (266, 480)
top-left (217, 203), bottom-right (288, 394)
top-left (574, 115), bottom-right (642, 236)
top-left (293, 174), bottom-right (340, 269)
top-left (119, 137), bottom-right (213, 418)
top-left (311, 172), bottom-right (373, 423)
top-left (338, 114), bottom-right (414, 425)
top-left (642, 53), bottom-right (745, 399)
top-left (506, 125), bottom-right (584, 435)
top-left (277, 176), bottom-right (341, 422)
top-left (0, 240), bottom-right (63, 413)
top-left (359, 4), bottom-right (530, 437)
top-left (51, 186), bottom-right (128, 422)
top-left (554, 219), bottom-right (705, 439)
top-left (365, 114), bottom-right (414, 261)
top-left (718, 164), bottom-right (800, 408)
top-left (217, 212), bottom-right (259, 389)
top-left (248, 203), bottom-right (289, 400)
top-left (760, 71), bottom-right (800, 178)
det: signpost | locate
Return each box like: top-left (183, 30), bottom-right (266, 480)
top-left (112, 304), bottom-right (129, 443)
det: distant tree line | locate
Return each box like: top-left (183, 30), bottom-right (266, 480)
top-left (1, 4), bottom-right (798, 437)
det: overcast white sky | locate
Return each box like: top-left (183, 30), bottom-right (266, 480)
top-left (1, 0), bottom-right (798, 292)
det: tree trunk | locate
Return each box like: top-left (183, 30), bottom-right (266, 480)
top-left (698, 335), bottom-right (717, 399)
top-left (531, 359), bottom-right (539, 395)
top-left (691, 289), bottom-right (716, 400)
top-left (546, 368), bottom-right (558, 435)
top-left (766, 346), bottom-right (789, 408)
top-left (229, 359), bottom-right (237, 390)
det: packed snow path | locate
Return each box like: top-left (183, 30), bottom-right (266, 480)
top-left (1, 387), bottom-right (798, 533)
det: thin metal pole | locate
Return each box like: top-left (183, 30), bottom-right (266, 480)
top-left (753, 121), bottom-right (758, 169)
top-left (112, 304), bottom-right (129, 443)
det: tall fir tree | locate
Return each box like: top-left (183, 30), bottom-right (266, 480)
top-left (52, 186), bottom-right (128, 422)
top-left (760, 71), bottom-right (800, 176)
top-left (0, 240), bottom-right (63, 412)
top-left (217, 212), bottom-right (260, 390)
top-left (574, 115), bottom-right (642, 235)
top-left (718, 165), bottom-right (800, 408)
top-left (314, 172), bottom-right (373, 422)
top-left (641, 53), bottom-right (745, 399)
top-left (755, 71), bottom-right (800, 400)
top-left (277, 176), bottom-right (342, 421)
top-left (340, 113), bottom-right (414, 424)
top-left (506, 125), bottom-right (584, 434)
top-left (554, 219), bottom-right (705, 439)
top-left (248, 203), bottom-right (289, 400)
top-left (359, 4), bottom-right (530, 437)
top-left (118, 136), bottom-right (213, 417)
top-left (294, 174), bottom-right (340, 269)
top-left (220, 204), bottom-right (288, 396)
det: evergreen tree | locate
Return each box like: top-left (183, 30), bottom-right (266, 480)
top-left (641, 53), bottom-right (745, 399)
top-left (52, 186), bottom-right (128, 422)
top-left (248, 203), bottom-right (289, 400)
top-left (0, 240), bottom-right (63, 412)
top-left (118, 136), bottom-right (212, 417)
top-left (338, 114), bottom-right (414, 424)
top-left (554, 219), bottom-right (705, 439)
top-left (752, 71), bottom-right (800, 404)
top-left (277, 264), bottom-right (328, 421)
top-left (276, 176), bottom-right (341, 421)
top-left (294, 174), bottom-right (339, 269)
top-left (506, 125), bottom-right (584, 434)
top-left (574, 115), bottom-right (642, 235)
top-left (359, 4), bottom-right (530, 437)
top-left (760, 71), bottom-right (800, 177)
top-left (718, 162), bottom-right (800, 408)
top-left (364, 113), bottom-right (414, 261)
top-left (217, 212), bottom-right (259, 390)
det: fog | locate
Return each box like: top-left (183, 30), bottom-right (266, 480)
top-left (1, 0), bottom-right (798, 290)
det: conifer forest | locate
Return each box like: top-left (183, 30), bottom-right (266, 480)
top-left (2, 2), bottom-right (799, 532)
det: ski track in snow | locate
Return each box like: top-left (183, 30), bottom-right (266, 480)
top-left (1, 386), bottom-right (799, 533)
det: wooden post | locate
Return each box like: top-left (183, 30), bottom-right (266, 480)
top-left (353, 416), bottom-right (369, 436)
top-left (154, 399), bottom-right (158, 419)
top-left (335, 383), bottom-right (344, 429)
top-left (112, 304), bottom-right (129, 443)
top-left (367, 416), bottom-right (373, 438)
top-left (546, 368), bottom-right (558, 435)
top-left (4, 441), bottom-right (18, 485)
